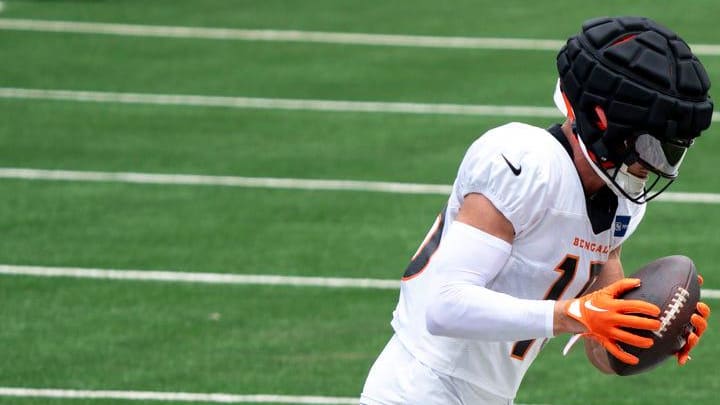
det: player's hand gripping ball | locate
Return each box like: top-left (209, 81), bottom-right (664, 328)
top-left (609, 256), bottom-right (702, 375)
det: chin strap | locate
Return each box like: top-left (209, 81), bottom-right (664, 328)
top-left (574, 134), bottom-right (645, 202)
top-left (611, 164), bottom-right (647, 197)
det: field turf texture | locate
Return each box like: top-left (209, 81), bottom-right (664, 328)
top-left (1, 1), bottom-right (719, 404)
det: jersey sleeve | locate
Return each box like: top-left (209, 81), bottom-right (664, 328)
top-left (456, 130), bottom-right (554, 237)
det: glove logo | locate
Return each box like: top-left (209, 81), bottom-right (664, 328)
top-left (584, 300), bottom-right (609, 312)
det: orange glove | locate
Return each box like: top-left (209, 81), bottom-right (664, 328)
top-left (564, 278), bottom-right (662, 365)
top-left (677, 275), bottom-right (711, 365)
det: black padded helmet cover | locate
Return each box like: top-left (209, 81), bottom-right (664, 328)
top-left (557, 17), bottom-right (713, 167)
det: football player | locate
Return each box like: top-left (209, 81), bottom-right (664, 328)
top-left (361, 17), bottom-right (712, 405)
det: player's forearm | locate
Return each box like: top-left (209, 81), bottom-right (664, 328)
top-left (426, 283), bottom-right (556, 341)
top-left (423, 221), bottom-right (558, 341)
top-left (425, 292), bottom-right (588, 341)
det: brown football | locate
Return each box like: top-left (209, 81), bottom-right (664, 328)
top-left (608, 255), bottom-right (700, 376)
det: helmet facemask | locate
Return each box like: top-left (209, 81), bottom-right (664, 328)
top-left (575, 127), bottom-right (688, 203)
top-left (554, 80), bottom-right (692, 203)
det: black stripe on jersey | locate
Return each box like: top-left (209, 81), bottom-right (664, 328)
top-left (402, 206), bottom-right (447, 280)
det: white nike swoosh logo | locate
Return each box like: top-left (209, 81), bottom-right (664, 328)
top-left (584, 300), bottom-right (609, 312)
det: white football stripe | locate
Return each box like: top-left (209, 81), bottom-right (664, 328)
top-left (1, 18), bottom-right (720, 56)
top-left (1, 264), bottom-right (719, 299)
top-left (1, 167), bottom-right (720, 204)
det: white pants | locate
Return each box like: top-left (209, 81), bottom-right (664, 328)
top-left (360, 335), bottom-right (513, 405)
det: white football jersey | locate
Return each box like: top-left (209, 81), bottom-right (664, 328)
top-left (390, 122), bottom-right (645, 399)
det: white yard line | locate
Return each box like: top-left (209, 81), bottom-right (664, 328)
top-left (1, 87), bottom-right (718, 122)
top-left (0, 87), bottom-right (561, 118)
top-left (0, 264), bottom-right (401, 289)
top-left (701, 289), bottom-right (720, 299)
top-left (654, 192), bottom-right (720, 204)
top-left (0, 387), bottom-right (358, 404)
top-left (1, 167), bottom-right (720, 204)
top-left (0, 18), bottom-right (568, 51)
top-left (0, 387), bottom-right (551, 405)
top-left (0, 168), bottom-right (453, 195)
top-left (1, 18), bottom-right (720, 56)
top-left (1, 264), bottom-right (719, 299)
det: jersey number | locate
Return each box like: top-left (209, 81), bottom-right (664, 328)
top-left (510, 256), bottom-right (603, 360)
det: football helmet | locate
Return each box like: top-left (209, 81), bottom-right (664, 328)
top-left (555, 17), bottom-right (714, 203)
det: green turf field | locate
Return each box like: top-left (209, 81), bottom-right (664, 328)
top-left (0, 1), bottom-right (719, 405)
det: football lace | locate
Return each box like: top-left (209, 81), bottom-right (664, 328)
top-left (653, 287), bottom-right (689, 338)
